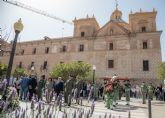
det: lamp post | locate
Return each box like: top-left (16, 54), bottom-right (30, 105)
top-left (92, 65), bottom-right (96, 84)
top-left (6, 19), bottom-right (24, 86)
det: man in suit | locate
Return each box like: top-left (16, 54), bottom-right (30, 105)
top-left (54, 77), bottom-right (64, 96)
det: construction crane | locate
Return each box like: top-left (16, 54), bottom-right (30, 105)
top-left (2, 0), bottom-right (73, 25)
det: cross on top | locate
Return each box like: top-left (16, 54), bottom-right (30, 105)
top-left (115, 0), bottom-right (118, 10)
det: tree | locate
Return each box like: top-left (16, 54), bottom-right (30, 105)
top-left (157, 62), bottom-right (165, 79)
top-left (0, 63), bottom-right (7, 78)
top-left (50, 62), bottom-right (92, 81)
top-left (13, 67), bottom-right (26, 78)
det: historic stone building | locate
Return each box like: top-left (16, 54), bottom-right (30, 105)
top-left (0, 7), bottom-right (162, 82)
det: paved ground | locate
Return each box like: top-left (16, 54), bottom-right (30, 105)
top-left (146, 99), bottom-right (165, 118)
top-left (4, 98), bottom-right (165, 118)
top-left (92, 98), bottom-right (147, 118)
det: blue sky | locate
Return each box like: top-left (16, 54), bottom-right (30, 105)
top-left (0, 0), bottom-right (164, 61)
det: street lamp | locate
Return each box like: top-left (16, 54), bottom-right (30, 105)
top-left (6, 18), bottom-right (24, 86)
top-left (92, 65), bottom-right (96, 84)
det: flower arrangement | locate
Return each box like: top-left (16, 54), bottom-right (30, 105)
top-left (0, 86), bottom-right (19, 113)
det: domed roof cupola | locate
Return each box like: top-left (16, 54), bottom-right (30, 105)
top-left (110, 0), bottom-right (124, 22)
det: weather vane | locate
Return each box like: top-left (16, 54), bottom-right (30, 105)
top-left (115, 0), bottom-right (118, 9)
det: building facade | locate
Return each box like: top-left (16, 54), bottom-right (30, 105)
top-left (0, 8), bottom-right (162, 82)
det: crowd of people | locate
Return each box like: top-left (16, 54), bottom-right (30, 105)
top-left (130, 83), bottom-right (165, 101)
top-left (0, 74), bottom-right (165, 105)
top-left (0, 74), bottom-right (64, 102)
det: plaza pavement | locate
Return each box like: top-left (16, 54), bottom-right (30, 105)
top-left (8, 97), bottom-right (165, 118)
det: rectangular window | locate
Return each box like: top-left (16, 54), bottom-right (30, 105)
top-left (43, 61), bottom-right (47, 69)
top-left (142, 27), bottom-right (146, 32)
top-left (143, 60), bottom-right (149, 71)
top-left (21, 49), bottom-right (24, 55)
top-left (45, 47), bottom-right (49, 54)
top-left (79, 44), bottom-right (84, 52)
top-left (19, 62), bottom-right (22, 68)
top-left (143, 41), bottom-right (148, 49)
top-left (81, 32), bottom-right (85, 37)
top-left (32, 48), bottom-right (36, 54)
top-left (62, 45), bottom-right (67, 52)
top-left (109, 43), bottom-right (113, 50)
top-left (108, 60), bottom-right (114, 68)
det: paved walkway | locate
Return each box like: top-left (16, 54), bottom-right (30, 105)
top-left (5, 98), bottom-right (165, 118)
top-left (92, 98), bottom-right (147, 118)
top-left (145, 99), bottom-right (165, 118)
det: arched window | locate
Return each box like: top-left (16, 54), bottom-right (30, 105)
top-left (110, 29), bottom-right (114, 35)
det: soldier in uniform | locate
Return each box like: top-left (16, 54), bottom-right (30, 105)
top-left (141, 82), bottom-right (148, 104)
top-left (94, 82), bottom-right (99, 100)
top-left (113, 80), bottom-right (120, 106)
top-left (148, 83), bottom-right (154, 100)
top-left (105, 83), bottom-right (114, 110)
top-left (111, 74), bottom-right (119, 106)
top-left (64, 76), bottom-right (75, 106)
top-left (124, 80), bottom-right (131, 105)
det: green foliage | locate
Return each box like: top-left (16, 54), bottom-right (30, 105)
top-left (157, 62), bottom-right (165, 79)
top-left (0, 63), bottom-right (7, 78)
top-left (50, 61), bottom-right (92, 81)
top-left (13, 67), bottom-right (25, 77)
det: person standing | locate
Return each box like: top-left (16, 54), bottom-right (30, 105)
top-left (9, 76), bottom-right (16, 87)
top-left (87, 83), bottom-right (91, 97)
top-left (64, 76), bottom-right (75, 106)
top-left (105, 83), bottom-right (114, 110)
top-left (46, 78), bottom-right (54, 103)
top-left (163, 84), bottom-right (165, 101)
top-left (37, 75), bottom-right (46, 101)
top-left (135, 85), bottom-right (141, 99)
top-left (124, 80), bottom-right (131, 105)
top-left (20, 75), bottom-right (29, 100)
top-left (15, 76), bottom-right (21, 97)
top-left (99, 84), bottom-right (104, 98)
top-left (158, 84), bottom-right (163, 100)
top-left (148, 83), bottom-right (154, 100)
top-left (28, 75), bottom-right (37, 101)
top-left (113, 80), bottom-right (120, 106)
top-left (94, 83), bottom-right (99, 100)
top-left (54, 77), bottom-right (64, 96)
top-left (141, 82), bottom-right (148, 104)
